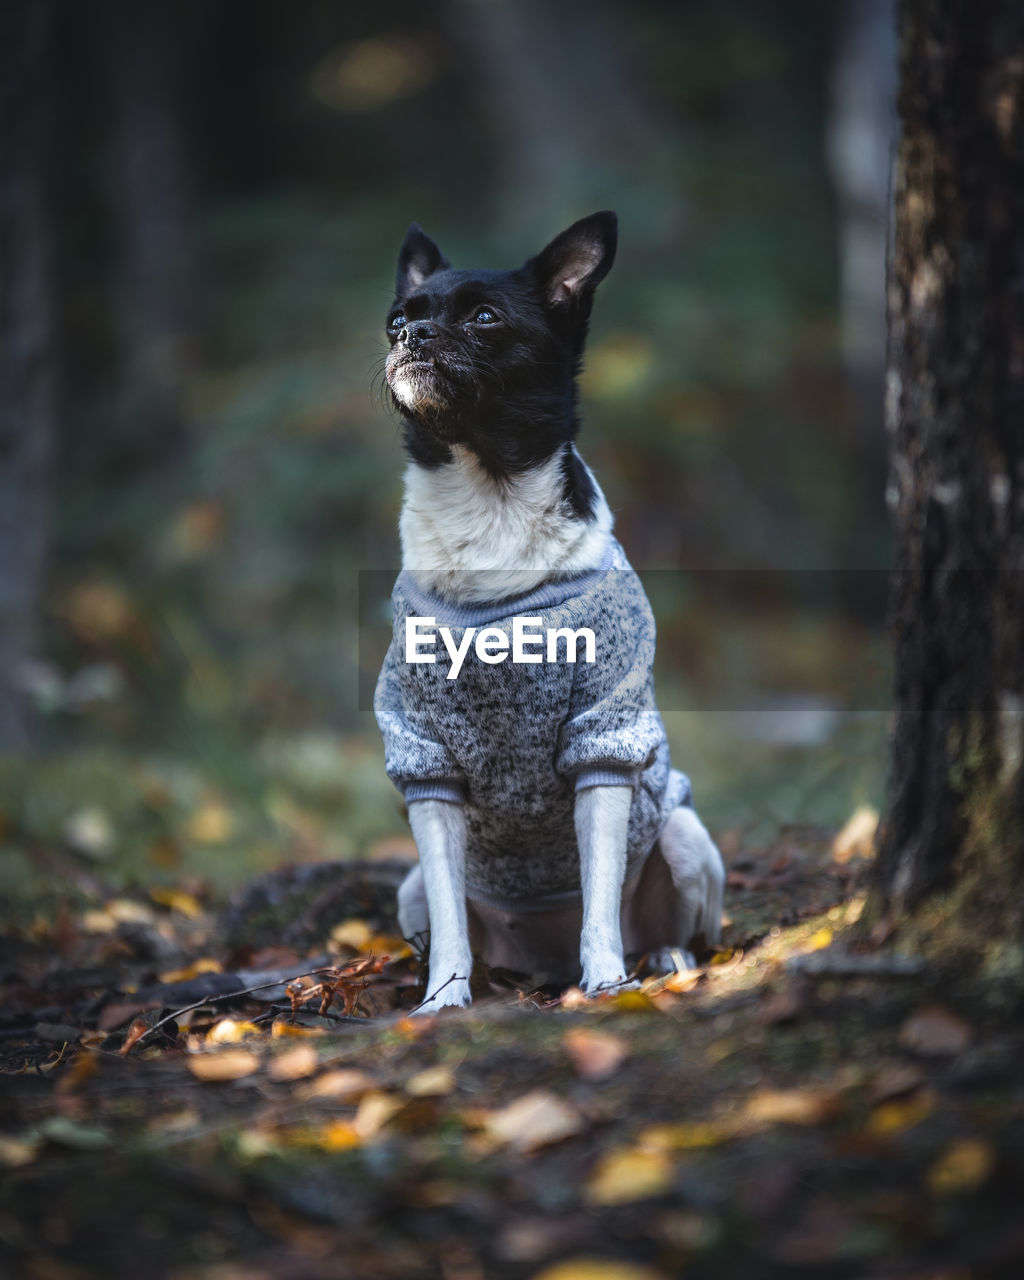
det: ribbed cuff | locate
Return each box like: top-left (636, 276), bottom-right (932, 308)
top-left (573, 766), bottom-right (641, 792)
top-left (401, 780), bottom-right (466, 805)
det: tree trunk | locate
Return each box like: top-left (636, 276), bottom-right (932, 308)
top-left (877, 0), bottom-right (1024, 927)
top-left (0, 1), bottom-right (56, 751)
top-left (99, 0), bottom-right (192, 465)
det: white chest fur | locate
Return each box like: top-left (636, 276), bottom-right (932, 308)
top-left (399, 445), bottom-right (613, 603)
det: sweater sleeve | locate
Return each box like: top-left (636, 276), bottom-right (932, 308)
top-left (373, 635), bottom-right (466, 804)
top-left (554, 572), bottom-right (666, 791)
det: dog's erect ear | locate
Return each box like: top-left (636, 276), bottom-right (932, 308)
top-left (527, 211), bottom-right (618, 309)
top-left (396, 223), bottom-right (449, 296)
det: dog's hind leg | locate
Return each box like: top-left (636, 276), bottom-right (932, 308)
top-left (636, 804), bottom-right (725, 973)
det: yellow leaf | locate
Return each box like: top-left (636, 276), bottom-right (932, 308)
top-left (926, 1137), bottom-right (995, 1195)
top-left (158, 957), bottom-right (222, 983)
top-left (81, 909), bottom-right (117, 934)
top-left (106, 898), bottom-right (156, 925)
top-left (482, 1090), bottom-right (585, 1153)
top-left (709, 948), bottom-right (739, 967)
top-left (744, 1088), bottom-right (840, 1127)
top-left (405, 1065), bottom-right (455, 1097)
top-left (267, 1045), bottom-right (319, 1081)
top-left (643, 969), bottom-right (701, 997)
top-left (149, 886), bottom-right (204, 918)
top-left (607, 990), bottom-right (658, 1012)
top-left (330, 918), bottom-right (373, 950)
top-left (801, 928), bottom-right (833, 954)
top-left (297, 1068), bottom-right (375, 1101)
top-left (868, 1089), bottom-right (935, 1134)
top-left (185, 798), bottom-right (234, 845)
top-left (185, 1050), bottom-right (260, 1082)
top-left (319, 1120), bottom-right (362, 1151)
top-left (206, 1018), bottom-right (261, 1045)
top-left (271, 1021), bottom-right (324, 1039)
top-left (236, 1127), bottom-right (280, 1160)
top-left (584, 1146), bottom-right (674, 1206)
top-left (637, 1121), bottom-right (734, 1151)
top-left (532, 1257), bottom-right (665, 1280)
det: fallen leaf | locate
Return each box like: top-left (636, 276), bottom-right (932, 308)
top-left (868, 1089), bottom-right (935, 1134)
top-left (207, 1018), bottom-right (262, 1045)
top-left (926, 1136), bottom-right (995, 1195)
top-left (898, 1006), bottom-right (972, 1056)
top-left (81, 909), bottom-right (118, 934)
top-left (565, 1028), bottom-right (629, 1081)
top-left (832, 805), bottom-right (879, 863)
top-left (330, 918), bottom-right (373, 950)
top-left (637, 1121), bottom-right (735, 1151)
top-left (158, 957), bottom-right (223, 983)
top-left (584, 1146), bottom-right (674, 1206)
top-left (149, 886), bottom-right (204, 918)
top-left (270, 1020), bottom-right (324, 1040)
top-left (185, 1050), bottom-right (260, 1082)
top-left (405, 1065), bottom-right (455, 1097)
top-left (0, 1134), bottom-right (40, 1167)
top-left (482, 1089), bottom-right (585, 1153)
top-left (353, 1090), bottom-right (405, 1140)
top-left (119, 1018), bottom-right (153, 1055)
top-left (55, 1051), bottom-right (99, 1094)
top-left (318, 1120), bottom-right (362, 1151)
top-left (532, 1259), bottom-right (665, 1280)
top-left (800, 928), bottom-right (833, 954)
top-left (744, 1088), bottom-right (841, 1127)
top-left (267, 1045), bottom-right (319, 1081)
top-left (185, 798), bottom-right (234, 845)
top-left (868, 1063), bottom-right (926, 1104)
top-left (106, 897), bottom-right (156, 925)
top-left (296, 1068), bottom-right (375, 1101)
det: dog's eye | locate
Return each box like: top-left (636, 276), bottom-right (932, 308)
top-left (387, 312), bottom-right (407, 332)
top-left (471, 307), bottom-right (498, 325)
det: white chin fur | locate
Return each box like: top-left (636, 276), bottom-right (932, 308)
top-left (400, 445), bottom-right (613, 603)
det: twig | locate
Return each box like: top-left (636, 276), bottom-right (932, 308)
top-left (125, 966), bottom-right (356, 1053)
top-left (407, 972), bottom-right (468, 1015)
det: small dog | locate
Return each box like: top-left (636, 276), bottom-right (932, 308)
top-left (374, 212), bottom-right (724, 1012)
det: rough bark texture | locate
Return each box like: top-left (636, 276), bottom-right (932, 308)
top-left (0, 1), bottom-right (56, 751)
top-left (878, 0), bottom-right (1024, 916)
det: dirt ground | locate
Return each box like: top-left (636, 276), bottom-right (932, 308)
top-left (2, 824), bottom-right (1023, 1280)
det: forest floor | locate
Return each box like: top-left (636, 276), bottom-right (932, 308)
top-left (2, 817), bottom-right (1023, 1280)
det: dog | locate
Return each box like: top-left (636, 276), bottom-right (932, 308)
top-left (373, 211), bottom-right (725, 1012)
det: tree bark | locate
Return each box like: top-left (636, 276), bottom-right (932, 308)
top-left (0, 1), bottom-right (56, 751)
top-left (877, 0), bottom-right (1024, 920)
top-left (99, 0), bottom-right (192, 464)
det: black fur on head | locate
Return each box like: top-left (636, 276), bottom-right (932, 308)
top-left (383, 212), bottom-right (617, 499)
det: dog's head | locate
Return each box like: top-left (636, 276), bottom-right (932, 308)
top-left (383, 212), bottom-right (617, 471)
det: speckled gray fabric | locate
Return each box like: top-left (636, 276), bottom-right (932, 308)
top-left (374, 538), bottom-right (692, 907)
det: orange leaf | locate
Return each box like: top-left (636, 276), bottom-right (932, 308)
top-left (267, 1045), bottom-right (319, 1081)
top-left (564, 1028), bottom-right (628, 1081)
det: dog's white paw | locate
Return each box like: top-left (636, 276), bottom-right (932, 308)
top-left (410, 976), bottom-right (472, 1016)
top-left (647, 946), bottom-right (698, 975)
top-left (580, 954), bottom-right (638, 996)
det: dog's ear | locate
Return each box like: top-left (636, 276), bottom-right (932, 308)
top-left (396, 223), bottom-right (449, 296)
top-left (527, 211), bottom-right (618, 309)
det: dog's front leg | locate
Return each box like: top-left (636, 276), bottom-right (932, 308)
top-left (407, 798), bottom-right (473, 1013)
top-left (575, 784), bottom-right (635, 993)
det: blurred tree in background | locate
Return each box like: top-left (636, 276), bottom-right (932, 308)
top-left (0, 0), bottom-right (895, 902)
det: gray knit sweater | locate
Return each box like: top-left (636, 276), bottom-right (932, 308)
top-left (374, 539), bottom-right (692, 908)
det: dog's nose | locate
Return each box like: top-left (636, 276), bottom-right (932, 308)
top-left (403, 320), bottom-right (437, 351)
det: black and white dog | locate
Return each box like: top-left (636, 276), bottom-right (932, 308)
top-left (374, 212), bottom-right (724, 1013)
